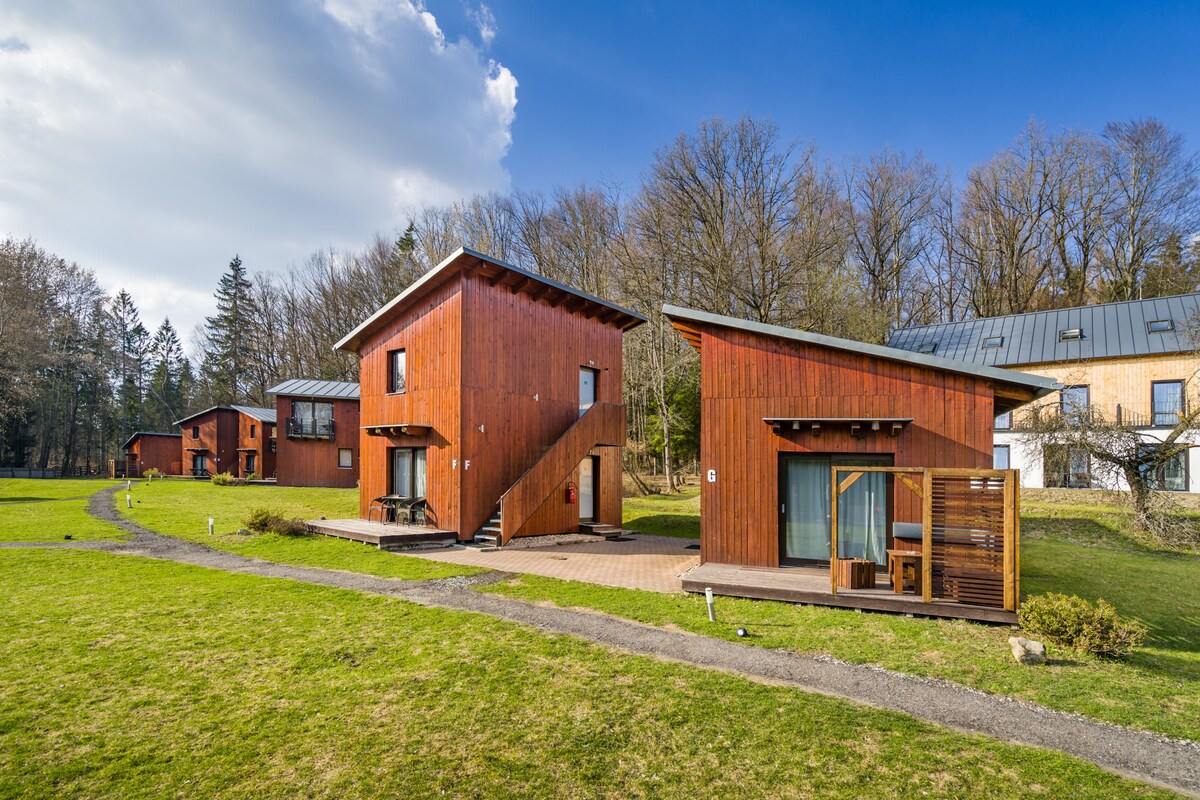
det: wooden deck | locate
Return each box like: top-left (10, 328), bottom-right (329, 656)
top-left (682, 562), bottom-right (1018, 624)
top-left (306, 518), bottom-right (457, 550)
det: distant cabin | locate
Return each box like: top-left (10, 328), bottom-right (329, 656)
top-left (334, 247), bottom-right (646, 543)
top-left (174, 405), bottom-right (277, 478)
top-left (269, 378), bottom-right (360, 488)
top-left (122, 432), bottom-right (181, 478)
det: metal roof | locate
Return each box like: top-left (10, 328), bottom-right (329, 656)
top-left (662, 304), bottom-right (1060, 397)
top-left (267, 378), bottom-right (360, 400)
top-left (334, 247), bottom-right (647, 353)
top-left (887, 293), bottom-right (1200, 367)
top-left (174, 405), bottom-right (277, 426)
top-left (121, 431), bottom-right (181, 450)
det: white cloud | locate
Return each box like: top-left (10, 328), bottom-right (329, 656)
top-left (471, 4), bottom-right (498, 47)
top-left (0, 0), bottom-right (517, 335)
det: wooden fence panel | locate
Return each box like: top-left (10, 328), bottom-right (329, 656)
top-left (928, 472), bottom-right (1010, 610)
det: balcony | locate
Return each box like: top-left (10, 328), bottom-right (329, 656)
top-left (286, 417), bottom-right (336, 440)
top-left (1016, 403), bottom-right (1188, 430)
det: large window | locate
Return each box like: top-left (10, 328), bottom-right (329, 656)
top-left (1044, 445), bottom-right (1090, 489)
top-left (391, 447), bottom-right (426, 497)
top-left (1152, 380), bottom-right (1184, 427)
top-left (389, 349), bottom-right (407, 394)
top-left (993, 445), bottom-right (1011, 470)
top-left (1060, 385), bottom-right (1090, 420)
top-left (290, 400), bottom-right (334, 437)
top-left (1139, 444), bottom-right (1188, 492)
top-left (994, 411), bottom-right (1013, 430)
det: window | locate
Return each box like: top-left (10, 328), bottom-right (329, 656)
top-left (191, 453), bottom-right (208, 476)
top-left (1044, 445), bottom-right (1090, 489)
top-left (915, 341), bottom-right (937, 354)
top-left (1152, 380), bottom-right (1184, 427)
top-left (389, 349), bottom-right (407, 393)
top-left (1059, 328), bottom-right (1082, 341)
top-left (1147, 319), bottom-right (1175, 334)
top-left (1139, 444), bottom-right (1188, 492)
top-left (192, 426), bottom-right (200, 439)
top-left (246, 454), bottom-right (256, 474)
top-left (290, 400), bottom-right (334, 437)
top-left (250, 424), bottom-right (256, 439)
top-left (579, 367), bottom-right (598, 417)
top-left (338, 448), bottom-right (353, 469)
top-left (391, 447), bottom-right (426, 496)
top-left (994, 411), bottom-right (1013, 430)
top-left (1060, 385), bottom-right (1090, 419)
top-left (993, 445), bottom-right (1011, 470)
top-left (982, 335), bottom-right (1004, 349)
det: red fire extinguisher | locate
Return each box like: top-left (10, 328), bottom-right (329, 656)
top-left (566, 481), bottom-right (578, 504)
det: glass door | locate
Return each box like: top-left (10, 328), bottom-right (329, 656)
top-left (780, 455), bottom-right (891, 565)
top-left (579, 367), bottom-right (597, 416)
top-left (391, 448), bottom-right (427, 496)
top-left (578, 457), bottom-right (596, 520)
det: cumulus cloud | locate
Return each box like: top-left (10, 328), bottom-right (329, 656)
top-left (0, 0), bottom-right (517, 334)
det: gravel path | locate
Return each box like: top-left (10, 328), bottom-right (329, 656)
top-left (19, 486), bottom-right (1198, 796)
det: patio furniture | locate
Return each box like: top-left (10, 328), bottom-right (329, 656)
top-left (887, 548), bottom-right (923, 595)
top-left (367, 494), bottom-right (402, 524)
top-left (836, 558), bottom-right (874, 589)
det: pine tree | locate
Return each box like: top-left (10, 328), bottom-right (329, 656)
top-left (200, 255), bottom-right (254, 405)
top-left (146, 318), bottom-right (187, 429)
top-left (109, 289), bottom-right (148, 444)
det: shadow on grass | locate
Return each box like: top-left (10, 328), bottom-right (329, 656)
top-left (623, 513), bottom-right (700, 539)
top-left (0, 496), bottom-right (90, 504)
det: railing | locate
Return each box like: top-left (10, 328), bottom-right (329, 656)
top-left (1016, 403), bottom-right (1188, 430)
top-left (499, 402), bottom-right (625, 544)
top-left (286, 417), bottom-right (336, 439)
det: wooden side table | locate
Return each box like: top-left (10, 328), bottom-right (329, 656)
top-left (887, 549), bottom-right (923, 595)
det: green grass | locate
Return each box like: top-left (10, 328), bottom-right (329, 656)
top-left (485, 489), bottom-right (1200, 741)
top-left (622, 487), bottom-right (701, 537)
top-left (118, 479), bottom-right (483, 581)
top-left (0, 478), bottom-right (127, 542)
top-left (0, 548), bottom-right (1175, 799)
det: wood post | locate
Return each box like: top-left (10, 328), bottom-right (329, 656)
top-left (829, 465), bottom-right (839, 596)
top-left (921, 469), bottom-right (933, 603)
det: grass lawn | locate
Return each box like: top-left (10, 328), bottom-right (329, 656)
top-left (486, 487), bottom-right (1200, 741)
top-left (622, 487), bottom-right (700, 537)
top-left (0, 478), bottom-right (127, 542)
top-left (118, 479), bottom-right (483, 581)
top-left (0, 548), bottom-right (1175, 800)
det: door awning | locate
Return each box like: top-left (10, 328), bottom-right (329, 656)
top-left (764, 417), bottom-right (913, 437)
top-left (363, 423), bottom-right (431, 437)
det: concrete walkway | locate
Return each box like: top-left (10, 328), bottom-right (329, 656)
top-left (405, 534), bottom-right (699, 592)
top-left (11, 486), bottom-right (1196, 797)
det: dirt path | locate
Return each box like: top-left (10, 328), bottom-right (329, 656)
top-left (18, 486), bottom-right (1195, 796)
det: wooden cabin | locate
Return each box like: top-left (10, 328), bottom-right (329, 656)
top-left (332, 248), bottom-right (645, 544)
top-left (269, 379), bottom-right (360, 488)
top-left (664, 305), bottom-right (1059, 621)
top-left (174, 405), bottom-right (277, 478)
top-left (122, 432), bottom-right (181, 477)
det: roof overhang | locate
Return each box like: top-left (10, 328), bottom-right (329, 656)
top-left (363, 423), bottom-right (432, 437)
top-left (663, 304), bottom-right (1061, 411)
top-left (121, 431), bottom-right (182, 450)
top-left (334, 247), bottom-right (647, 353)
top-left (765, 417), bottom-right (914, 437)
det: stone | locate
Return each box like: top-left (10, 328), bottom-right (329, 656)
top-left (1009, 636), bottom-right (1046, 665)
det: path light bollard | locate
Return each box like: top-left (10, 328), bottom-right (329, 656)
top-left (125, 494), bottom-right (132, 509)
top-left (705, 587), bottom-right (716, 623)
top-left (208, 518), bottom-right (214, 536)
top-left (126, 480), bottom-right (131, 491)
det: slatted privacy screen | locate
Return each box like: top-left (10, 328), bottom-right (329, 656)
top-left (928, 472), bottom-right (1013, 609)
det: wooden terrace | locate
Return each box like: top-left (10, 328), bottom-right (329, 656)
top-left (306, 518), bottom-right (457, 550)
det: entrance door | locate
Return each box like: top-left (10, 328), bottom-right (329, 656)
top-left (246, 453), bottom-right (256, 474)
top-left (192, 453), bottom-right (208, 477)
top-left (578, 456), bottom-right (597, 521)
top-left (391, 448), bottom-right (427, 496)
top-left (780, 455), bottom-right (891, 565)
top-left (579, 367), bottom-right (597, 416)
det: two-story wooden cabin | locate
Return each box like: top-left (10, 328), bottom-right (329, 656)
top-left (122, 432), bottom-right (181, 477)
top-left (269, 379), bottom-right (360, 488)
top-left (174, 405), bottom-right (277, 478)
top-left (332, 248), bottom-right (645, 544)
top-left (665, 305), bottom-right (1058, 622)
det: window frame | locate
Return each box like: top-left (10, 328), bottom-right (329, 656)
top-left (1059, 328), bottom-right (1082, 341)
top-left (915, 341), bottom-right (937, 354)
top-left (993, 444), bottom-right (1011, 470)
top-left (1147, 319), bottom-right (1175, 334)
top-left (1060, 384), bottom-right (1090, 418)
top-left (250, 424), bottom-right (256, 439)
top-left (192, 425), bottom-right (200, 440)
top-left (388, 348), bottom-right (407, 394)
top-left (1043, 444), bottom-right (1091, 489)
top-left (338, 448), bottom-right (353, 469)
top-left (994, 410), bottom-right (1013, 430)
top-left (1139, 443), bottom-right (1189, 492)
top-left (1151, 380), bottom-right (1185, 428)
top-left (981, 335), bottom-right (1004, 349)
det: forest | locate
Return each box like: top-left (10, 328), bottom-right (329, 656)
top-left (1, 115), bottom-right (1197, 480)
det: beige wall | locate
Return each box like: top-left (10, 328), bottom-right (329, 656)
top-left (1011, 353), bottom-right (1200, 423)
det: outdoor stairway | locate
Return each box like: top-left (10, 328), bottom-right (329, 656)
top-left (579, 521), bottom-right (629, 540)
top-left (474, 510), bottom-right (503, 546)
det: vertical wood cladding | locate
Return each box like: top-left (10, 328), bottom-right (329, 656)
top-left (699, 325), bottom-right (995, 568)
top-left (237, 413), bottom-right (275, 477)
top-left (180, 408), bottom-right (240, 476)
top-left (353, 258), bottom-right (632, 541)
top-left (125, 434), bottom-right (181, 477)
top-left (274, 397), bottom-right (360, 487)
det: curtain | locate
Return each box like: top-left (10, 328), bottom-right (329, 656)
top-left (784, 458), bottom-right (830, 561)
top-left (413, 449), bottom-right (427, 496)
top-left (837, 472), bottom-right (887, 565)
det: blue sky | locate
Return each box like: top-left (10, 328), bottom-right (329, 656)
top-left (0, 1), bottom-right (1196, 338)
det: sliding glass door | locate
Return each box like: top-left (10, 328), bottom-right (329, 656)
top-left (780, 455), bottom-right (891, 565)
top-left (391, 447), bottom-right (427, 497)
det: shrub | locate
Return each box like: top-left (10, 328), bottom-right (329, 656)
top-left (245, 507), bottom-right (274, 533)
top-left (270, 516), bottom-right (309, 536)
top-left (243, 507), bottom-right (309, 537)
top-left (1019, 593), bottom-right (1147, 659)
top-left (210, 472), bottom-right (237, 486)
top-left (143, 468), bottom-right (161, 480)
top-left (246, 471), bottom-right (262, 481)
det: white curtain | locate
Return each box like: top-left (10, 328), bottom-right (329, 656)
top-left (838, 472), bottom-right (887, 564)
top-left (784, 459), bottom-right (830, 561)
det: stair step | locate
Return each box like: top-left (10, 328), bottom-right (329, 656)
top-left (489, 517), bottom-right (502, 524)
top-left (482, 525), bottom-right (502, 533)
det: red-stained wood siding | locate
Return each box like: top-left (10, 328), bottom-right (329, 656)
top-left (236, 413), bottom-right (275, 478)
top-left (125, 434), bottom-right (181, 477)
top-left (699, 325), bottom-right (995, 568)
top-left (275, 397), bottom-right (361, 487)
top-left (181, 409), bottom-right (240, 477)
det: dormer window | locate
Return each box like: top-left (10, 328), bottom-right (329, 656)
top-left (981, 336), bottom-right (1004, 349)
top-left (1059, 328), bottom-right (1082, 341)
top-left (915, 341), bottom-right (937, 354)
top-left (1147, 319), bottom-right (1174, 334)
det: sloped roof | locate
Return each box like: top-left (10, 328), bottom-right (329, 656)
top-left (887, 293), bottom-right (1200, 367)
top-left (121, 431), bottom-right (182, 450)
top-left (334, 247), bottom-right (647, 353)
top-left (174, 405), bottom-right (277, 426)
top-left (267, 378), bottom-right (360, 400)
top-left (662, 304), bottom-right (1060, 399)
